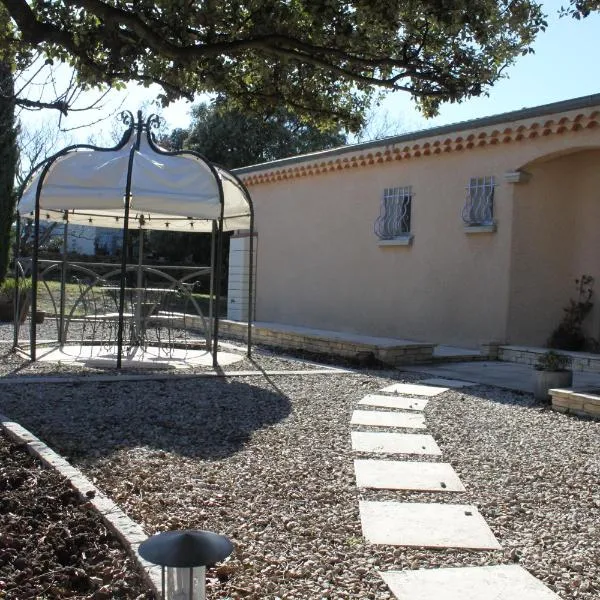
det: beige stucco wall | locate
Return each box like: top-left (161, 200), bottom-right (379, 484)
top-left (241, 109), bottom-right (600, 348)
top-left (507, 149), bottom-right (600, 346)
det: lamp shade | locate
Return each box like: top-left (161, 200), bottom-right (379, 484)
top-left (138, 530), bottom-right (233, 568)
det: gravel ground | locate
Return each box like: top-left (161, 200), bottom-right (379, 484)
top-left (0, 321), bottom-right (339, 377)
top-left (0, 429), bottom-right (154, 599)
top-left (0, 345), bottom-right (598, 600)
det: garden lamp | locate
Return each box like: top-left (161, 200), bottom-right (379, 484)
top-left (138, 529), bottom-right (233, 600)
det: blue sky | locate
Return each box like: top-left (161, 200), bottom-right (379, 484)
top-left (378, 0), bottom-right (600, 134)
top-left (19, 0), bottom-right (600, 144)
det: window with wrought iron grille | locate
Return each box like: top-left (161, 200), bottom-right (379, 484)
top-left (374, 186), bottom-right (412, 240)
top-left (462, 176), bottom-right (495, 226)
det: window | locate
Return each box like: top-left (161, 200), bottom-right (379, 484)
top-left (462, 176), bottom-right (495, 226)
top-left (374, 186), bottom-right (412, 240)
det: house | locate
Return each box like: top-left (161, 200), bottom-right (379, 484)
top-left (231, 94), bottom-right (600, 350)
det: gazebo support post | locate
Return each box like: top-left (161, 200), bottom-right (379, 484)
top-left (117, 139), bottom-right (139, 368)
top-left (134, 229), bottom-right (144, 342)
top-left (212, 216), bottom-right (225, 369)
top-left (29, 187), bottom-right (43, 361)
top-left (59, 211), bottom-right (69, 344)
top-left (247, 211), bottom-right (255, 358)
top-left (208, 221), bottom-right (216, 352)
top-left (12, 212), bottom-right (21, 350)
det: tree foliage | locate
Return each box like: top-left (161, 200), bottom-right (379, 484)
top-left (172, 100), bottom-right (347, 169)
top-left (561, 1), bottom-right (600, 19)
top-left (1, 0), bottom-right (554, 130)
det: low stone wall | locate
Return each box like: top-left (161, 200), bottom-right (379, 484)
top-left (218, 320), bottom-right (434, 366)
top-left (499, 345), bottom-right (600, 373)
top-left (550, 388), bottom-right (600, 419)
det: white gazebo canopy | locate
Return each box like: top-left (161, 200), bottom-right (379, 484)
top-left (19, 118), bottom-right (252, 233)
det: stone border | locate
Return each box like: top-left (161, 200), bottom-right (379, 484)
top-left (549, 388), bottom-right (600, 419)
top-left (219, 320), bottom-right (434, 366)
top-left (0, 413), bottom-right (162, 596)
top-left (499, 345), bottom-right (600, 373)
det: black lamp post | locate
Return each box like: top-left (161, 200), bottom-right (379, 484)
top-left (139, 530), bottom-right (233, 600)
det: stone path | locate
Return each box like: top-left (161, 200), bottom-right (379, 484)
top-left (351, 379), bottom-right (561, 599)
top-left (351, 409), bottom-right (426, 429)
top-left (358, 394), bottom-right (429, 411)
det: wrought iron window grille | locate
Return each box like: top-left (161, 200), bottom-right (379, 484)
top-left (462, 176), bottom-right (495, 226)
top-left (374, 186), bottom-right (412, 240)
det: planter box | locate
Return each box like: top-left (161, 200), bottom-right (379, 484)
top-left (532, 370), bottom-right (573, 403)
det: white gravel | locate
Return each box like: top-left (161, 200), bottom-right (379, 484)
top-left (0, 323), bottom-right (598, 599)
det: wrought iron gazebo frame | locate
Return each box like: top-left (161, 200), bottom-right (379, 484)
top-left (13, 110), bottom-right (255, 368)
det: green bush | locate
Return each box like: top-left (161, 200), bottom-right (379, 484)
top-left (0, 276), bottom-right (32, 300)
top-left (535, 350), bottom-right (571, 372)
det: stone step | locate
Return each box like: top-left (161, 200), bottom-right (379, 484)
top-left (380, 383), bottom-right (448, 397)
top-left (351, 431), bottom-right (442, 455)
top-left (359, 501), bottom-right (501, 550)
top-left (358, 394), bottom-right (429, 411)
top-left (380, 565), bottom-right (560, 600)
top-left (351, 410), bottom-right (426, 429)
top-left (354, 460), bottom-right (465, 492)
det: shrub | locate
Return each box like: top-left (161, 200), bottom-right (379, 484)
top-left (547, 275), bottom-right (595, 351)
top-left (535, 350), bottom-right (571, 372)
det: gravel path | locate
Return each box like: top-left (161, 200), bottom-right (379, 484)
top-left (0, 347), bottom-right (598, 599)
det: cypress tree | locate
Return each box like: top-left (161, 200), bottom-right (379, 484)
top-left (0, 59), bottom-right (18, 285)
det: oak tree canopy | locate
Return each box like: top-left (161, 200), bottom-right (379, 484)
top-left (1, 0), bottom-right (555, 130)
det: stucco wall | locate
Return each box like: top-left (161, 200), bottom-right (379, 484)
top-left (507, 149), bottom-right (600, 346)
top-left (250, 149), bottom-right (515, 347)
top-left (241, 108), bottom-right (600, 348)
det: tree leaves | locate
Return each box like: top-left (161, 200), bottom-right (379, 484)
top-left (0, 0), bottom-right (572, 129)
top-left (172, 99), bottom-right (347, 169)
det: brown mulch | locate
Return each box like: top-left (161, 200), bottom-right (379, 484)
top-left (0, 430), bottom-right (155, 600)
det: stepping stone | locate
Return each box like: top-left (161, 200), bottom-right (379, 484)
top-left (351, 410), bottom-right (426, 429)
top-left (351, 432), bottom-right (442, 455)
top-left (359, 501), bottom-right (501, 549)
top-left (354, 460), bottom-right (465, 492)
top-left (359, 394), bottom-right (429, 411)
top-left (380, 565), bottom-right (560, 599)
top-left (380, 383), bottom-right (448, 397)
top-left (420, 377), bottom-right (475, 388)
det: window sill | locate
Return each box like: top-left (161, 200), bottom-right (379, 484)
top-left (377, 235), bottom-right (414, 247)
top-left (464, 224), bottom-right (496, 234)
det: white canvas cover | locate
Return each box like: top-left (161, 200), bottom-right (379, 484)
top-left (18, 135), bottom-right (252, 232)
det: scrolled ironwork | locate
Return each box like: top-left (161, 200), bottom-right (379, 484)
top-left (119, 110), bottom-right (135, 128)
top-left (462, 176), bottom-right (495, 226)
top-left (145, 113), bottom-right (162, 142)
top-left (146, 113), bottom-right (162, 130)
top-left (374, 186), bottom-right (412, 239)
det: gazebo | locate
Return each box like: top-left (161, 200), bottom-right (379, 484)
top-left (14, 111), bottom-right (254, 368)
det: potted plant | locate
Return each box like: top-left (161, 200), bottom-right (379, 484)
top-left (0, 277), bottom-right (32, 324)
top-left (533, 350), bottom-right (573, 403)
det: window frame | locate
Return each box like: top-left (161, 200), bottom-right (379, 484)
top-left (462, 176), bottom-right (496, 227)
top-left (374, 185), bottom-right (413, 241)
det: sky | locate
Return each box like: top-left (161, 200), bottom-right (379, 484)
top-left (17, 0), bottom-right (600, 147)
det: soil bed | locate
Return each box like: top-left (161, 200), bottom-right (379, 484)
top-left (0, 430), bottom-right (154, 600)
